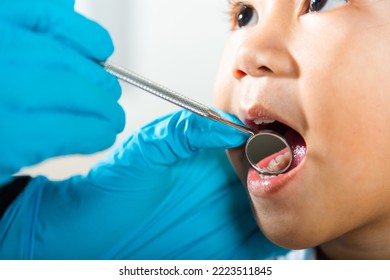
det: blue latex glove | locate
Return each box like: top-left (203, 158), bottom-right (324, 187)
top-left (0, 0), bottom-right (125, 185)
top-left (0, 110), bottom-right (287, 259)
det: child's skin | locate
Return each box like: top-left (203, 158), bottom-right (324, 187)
top-left (213, 0), bottom-right (390, 259)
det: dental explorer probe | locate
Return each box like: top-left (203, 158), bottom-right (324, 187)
top-left (102, 61), bottom-right (254, 136)
top-left (102, 61), bottom-right (292, 175)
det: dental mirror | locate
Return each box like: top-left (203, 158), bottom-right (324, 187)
top-left (103, 61), bottom-right (293, 175)
top-left (245, 130), bottom-right (292, 175)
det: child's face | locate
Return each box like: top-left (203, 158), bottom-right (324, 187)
top-left (214, 0), bottom-right (390, 258)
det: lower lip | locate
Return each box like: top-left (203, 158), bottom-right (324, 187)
top-left (247, 141), bottom-right (307, 198)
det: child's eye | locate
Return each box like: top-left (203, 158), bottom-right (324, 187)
top-left (230, 3), bottom-right (259, 29)
top-left (307, 0), bottom-right (349, 13)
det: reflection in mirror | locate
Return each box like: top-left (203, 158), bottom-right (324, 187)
top-left (245, 131), bottom-right (292, 175)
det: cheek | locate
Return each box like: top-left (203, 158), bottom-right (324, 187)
top-left (213, 74), bottom-right (233, 112)
top-left (295, 18), bottom-right (390, 225)
top-left (297, 12), bottom-right (390, 166)
top-left (285, 14), bottom-right (390, 197)
top-left (213, 39), bottom-right (239, 113)
top-left (299, 47), bottom-right (390, 197)
top-left (306, 47), bottom-right (390, 157)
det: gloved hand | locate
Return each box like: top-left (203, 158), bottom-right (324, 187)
top-left (0, 110), bottom-right (288, 259)
top-left (0, 0), bottom-right (125, 185)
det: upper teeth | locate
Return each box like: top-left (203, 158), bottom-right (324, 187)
top-left (254, 119), bottom-right (276, 125)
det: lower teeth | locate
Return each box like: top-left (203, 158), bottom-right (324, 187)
top-left (266, 151), bottom-right (292, 173)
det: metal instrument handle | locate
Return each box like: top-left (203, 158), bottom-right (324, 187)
top-left (102, 61), bottom-right (254, 135)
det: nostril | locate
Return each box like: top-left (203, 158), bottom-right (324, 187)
top-left (233, 66), bottom-right (274, 80)
top-left (258, 66), bottom-right (272, 74)
top-left (233, 69), bottom-right (247, 80)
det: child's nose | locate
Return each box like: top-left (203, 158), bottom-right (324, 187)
top-left (233, 3), bottom-right (298, 80)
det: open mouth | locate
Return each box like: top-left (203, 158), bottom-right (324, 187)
top-left (247, 119), bottom-right (307, 174)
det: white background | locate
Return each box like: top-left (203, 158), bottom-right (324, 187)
top-left (20, 0), bottom-right (231, 179)
top-left (1, 260), bottom-right (388, 279)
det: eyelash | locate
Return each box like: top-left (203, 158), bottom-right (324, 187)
top-left (228, 0), bottom-right (245, 15)
top-left (228, 0), bottom-right (248, 30)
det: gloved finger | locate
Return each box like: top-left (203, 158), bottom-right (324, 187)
top-left (0, 109), bottom-right (121, 175)
top-left (92, 110), bottom-right (247, 176)
top-left (0, 68), bottom-right (125, 136)
top-left (0, 21), bottom-right (120, 100)
top-left (0, 0), bottom-right (113, 61)
top-left (0, 29), bottom-right (124, 134)
top-left (189, 107), bottom-right (249, 150)
top-left (0, 67), bottom-right (125, 135)
top-left (141, 109), bottom-right (248, 151)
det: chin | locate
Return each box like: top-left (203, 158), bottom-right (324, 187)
top-left (256, 218), bottom-right (322, 250)
top-left (227, 146), bottom-right (326, 249)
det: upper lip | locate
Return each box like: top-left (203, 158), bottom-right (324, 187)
top-left (235, 77), bottom-right (306, 136)
top-left (240, 104), bottom-right (296, 134)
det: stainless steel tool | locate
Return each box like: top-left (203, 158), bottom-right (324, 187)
top-left (103, 61), bottom-right (292, 175)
